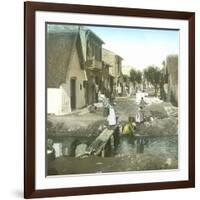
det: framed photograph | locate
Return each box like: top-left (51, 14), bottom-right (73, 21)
top-left (24, 1), bottom-right (195, 198)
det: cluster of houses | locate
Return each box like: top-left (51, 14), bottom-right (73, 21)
top-left (47, 24), bottom-right (179, 116)
top-left (47, 25), bottom-right (125, 115)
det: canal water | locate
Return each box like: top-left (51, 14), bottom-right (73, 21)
top-left (118, 135), bottom-right (178, 158)
top-left (48, 134), bottom-right (178, 175)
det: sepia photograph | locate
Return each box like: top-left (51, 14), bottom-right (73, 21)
top-left (46, 23), bottom-right (179, 176)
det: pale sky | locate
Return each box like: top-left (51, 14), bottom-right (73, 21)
top-left (89, 26), bottom-right (179, 72)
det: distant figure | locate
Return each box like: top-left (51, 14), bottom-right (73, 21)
top-left (117, 84), bottom-right (122, 96)
top-left (135, 106), bottom-right (144, 124)
top-left (122, 116), bottom-right (136, 136)
top-left (124, 86), bottom-right (129, 96)
top-left (110, 91), bottom-right (115, 103)
top-left (94, 83), bottom-right (99, 102)
top-left (139, 97), bottom-right (147, 109)
top-left (98, 91), bottom-right (109, 116)
top-left (97, 91), bottom-right (103, 102)
top-left (107, 103), bottom-right (116, 126)
top-left (102, 97), bottom-right (110, 117)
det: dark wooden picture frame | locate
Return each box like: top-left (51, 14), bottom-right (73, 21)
top-left (24, 1), bottom-right (195, 198)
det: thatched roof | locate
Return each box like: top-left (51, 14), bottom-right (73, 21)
top-left (47, 30), bottom-right (85, 88)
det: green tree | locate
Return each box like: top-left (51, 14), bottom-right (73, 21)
top-left (136, 70), bottom-right (142, 84)
top-left (130, 68), bottom-right (142, 89)
top-left (143, 66), bottom-right (161, 96)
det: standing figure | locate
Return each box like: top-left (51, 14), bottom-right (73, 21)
top-left (125, 85), bottom-right (129, 96)
top-left (139, 97), bottom-right (147, 109)
top-left (135, 106), bottom-right (144, 124)
top-left (94, 83), bottom-right (99, 102)
top-left (107, 103), bottom-right (116, 126)
top-left (103, 96), bottom-right (110, 117)
top-left (117, 84), bottom-right (122, 97)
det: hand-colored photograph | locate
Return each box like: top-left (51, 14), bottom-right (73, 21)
top-left (46, 23), bottom-right (179, 176)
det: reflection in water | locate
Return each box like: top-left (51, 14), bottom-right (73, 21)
top-left (48, 135), bottom-right (178, 175)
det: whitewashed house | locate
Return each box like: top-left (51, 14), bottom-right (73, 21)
top-left (47, 28), bottom-right (87, 115)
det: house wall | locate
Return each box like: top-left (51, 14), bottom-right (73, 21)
top-left (47, 47), bottom-right (87, 115)
top-left (85, 71), bottom-right (96, 105)
top-left (109, 61), bottom-right (116, 77)
top-left (66, 47), bottom-right (87, 111)
top-left (47, 84), bottom-right (69, 115)
top-left (47, 88), bottom-right (62, 115)
top-left (101, 64), bottom-right (111, 97)
top-left (165, 55), bottom-right (178, 106)
top-left (85, 35), bottom-right (103, 104)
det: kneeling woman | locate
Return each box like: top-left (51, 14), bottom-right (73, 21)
top-left (121, 116), bottom-right (136, 145)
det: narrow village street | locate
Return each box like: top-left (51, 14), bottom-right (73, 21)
top-left (48, 94), bottom-right (178, 175)
top-left (46, 24), bottom-right (179, 176)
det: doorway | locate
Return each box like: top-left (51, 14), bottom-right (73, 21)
top-left (70, 78), bottom-right (76, 110)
